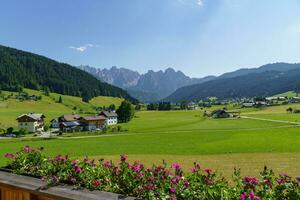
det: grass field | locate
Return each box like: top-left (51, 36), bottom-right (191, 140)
top-left (0, 89), bottom-right (123, 128)
top-left (273, 91), bottom-right (299, 98)
top-left (1, 106), bottom-right (300, 178)
top-left (1, 89), bottom-right (300, 179)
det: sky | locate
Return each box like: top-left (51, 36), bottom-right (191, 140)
top-left (1, 0), bottom-right (300, 77)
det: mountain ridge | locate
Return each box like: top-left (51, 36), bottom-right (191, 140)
top-left (165, 62), bottom-right (300, 102)
top-left (78, 65), bottom-right (216, 102)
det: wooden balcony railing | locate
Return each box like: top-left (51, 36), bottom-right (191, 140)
top-left (0, 171), bottom-right (136, 200)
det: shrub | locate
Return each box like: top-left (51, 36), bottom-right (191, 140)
top-left (3, 146), bottom-right (300, 199)
top-left (6, 127), bottom-right (13, 134)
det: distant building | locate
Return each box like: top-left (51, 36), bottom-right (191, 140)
top-left (187, 105), bottom-right (198, 110)
top-left (242, 102), bottom-right (254, 107)
top-left (211, 109), bottom-right (231, 119)
top-left (51, 114), bottom-right (81, 129)
top-left (60, 121), bottom-right (82, 133)
top-left (79, 116), bottom-right (106, 131)
top-left (99, 111), bottom-right (118, 125)
top-left (289, 97), bottom-right (300, 103)
top-left (16, 113), bottom-right (45, 133)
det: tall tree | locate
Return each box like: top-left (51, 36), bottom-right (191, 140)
top-left (116, 100), bottom-right (135, 123)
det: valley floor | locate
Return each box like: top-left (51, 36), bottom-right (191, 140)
top-left (1, 102), bottom-right (300, 179)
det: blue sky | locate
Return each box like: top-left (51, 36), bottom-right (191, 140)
top-left (1, 0), bottom-right (300, 77)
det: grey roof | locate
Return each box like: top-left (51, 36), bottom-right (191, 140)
top-left (61, 121), bottom-right (81, 127)
top-left (60, 114), bottom-right (81, 122)
top-left (100, 111), bottom-right (118, 117)
top-left (17, 113), bottom-right (45, 121)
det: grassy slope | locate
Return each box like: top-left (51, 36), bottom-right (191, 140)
top-left (273, 91), bottom-right (299, 98)
top-left (0, 89), bottom-right (123, 128)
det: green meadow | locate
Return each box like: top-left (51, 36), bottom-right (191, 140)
top-left (0, 89), bottom-right (123, 128)
top-left (0, 90), bottom-right (300, 178)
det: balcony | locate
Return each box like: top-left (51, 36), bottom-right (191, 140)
top-left (0, 170), bottom-right (136, 200)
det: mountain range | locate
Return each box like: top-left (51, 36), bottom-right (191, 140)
top-left (0, 45), bottom-right (136, 103)
top-left (78, 65), bottom-right (215, 102)
top-left (165, 62), bottom-right (300, 102)
top-left (79, 62), bottom-right (300, 103)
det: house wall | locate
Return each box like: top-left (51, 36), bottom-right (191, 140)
top-left (106, 117), bottom-right (118, 125)
top-left (85, 121), bottom-right (105, 131)
top-left (51, 122), bottom-right (60, 128)
top-left (18, 121), bottom-right (43, 133)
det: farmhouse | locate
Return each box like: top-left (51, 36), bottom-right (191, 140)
top-left (242, 102), bottom-right (254, 107)
top-left (79, 116), bottom-right (106, 131)
top-left (187, 102), bottom-right (199, 110)
top-left (211, 109), bottom-right (231, 118)
top-left (16, 113), bottom-right (45, 133)
top-left (100, 111), bottom-right (118, 125)
top-left (51, 114), bottom-right (81, 128)
top-left (60, 121), bottom-right (82, 133)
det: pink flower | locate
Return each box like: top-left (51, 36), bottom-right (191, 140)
top-left (120, 154), bottom-right (127, 162)
top-left (280, 173), bottom-right (291, 179)
top-left (23, 145), bottom-right (31, 153)
top-left (93, 180), bottom-right (101, 187)
top-left (71, 160), bottom-right (79, 166)
top-left (136, 173), bottom-right (144, 178)
top-left (145, 183), bottom-right (154, 191)
top-left (131, 165), bottom-right (141, 172)
top-left (171, 176), bottom-right (181, 184)
top-left (170, 195), bottom-right (177, 200)
top-left (103, 161), bottom-right (112, 168)
top-left (74, 166), bottom-right (82, 173)
top-left (55, 155), bottom-right (67, 162)
top-left (204, 168), bottom-right (212, 174)
top-left (4, 153), bottom-right (15, 159)
top-left (296, 177), bottom-right (300, 182)
top-left (240, 192), bottom-right (247, 200)
top-left (276, 178), bottom-right (284, 185)
top-left (171, 163), bottom-right (181, 171)
top-left (170, 187), bottom-right (176, 193)
top-left (244, 177), bottom-right (259, 184)
top-left (148, 176), bottom-right (155, 182)
top-left (184, 180), bottom-right (189, 189)
top-left (249, 192), bottom-right (260, 200)
top-left (191, 167), bottom-right (199, 173)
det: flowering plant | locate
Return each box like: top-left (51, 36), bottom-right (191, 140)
top-left (3, 146), bottom-right (300, 199)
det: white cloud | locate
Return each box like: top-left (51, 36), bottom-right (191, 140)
top-left (177, 0), bottom-right (204, 7)
top-left (197, 0), bottom-right (204, 7)
top-left (69, 43), bottom-right (94, 52)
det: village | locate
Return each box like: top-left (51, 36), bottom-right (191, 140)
top-left (15, 111), bottom-right (118, 135)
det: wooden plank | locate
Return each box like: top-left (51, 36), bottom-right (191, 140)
top-left (0, 186), bottom-right (31, 200)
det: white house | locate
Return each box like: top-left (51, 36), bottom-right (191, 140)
top-left (16, 113), bottom-right (45, 133)
top-left (100, 111), bottom-right (118, 126)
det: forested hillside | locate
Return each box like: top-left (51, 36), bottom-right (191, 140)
top-left (165, 67), bottom-right (300, 102)
top-left (0, 45), bottom-right (137, 102)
